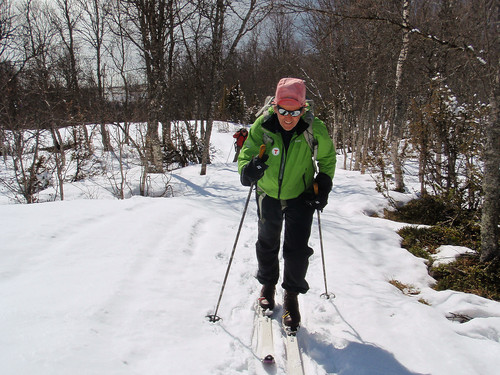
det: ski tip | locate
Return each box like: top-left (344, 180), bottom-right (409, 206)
top-left (262, 355), bottom-right (275, 364)
top-left (256, 299), bottom-right (275, 314)
top-left (255, 303), bottom-right (274, 316)
top-left (262, 308), bottom-right (274, 316)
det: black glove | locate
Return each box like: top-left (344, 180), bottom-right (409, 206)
top-left (304, 172), bottom-right (332, 211)
top-left (241, 154), bottom-right (269, 186)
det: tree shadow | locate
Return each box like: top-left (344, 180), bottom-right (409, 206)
top-left (298, 299), bottom-right (430, 375)
top-left (170, 174), bottom-right (218, 197)
top-left (301, 327), bottom-right (429, 375)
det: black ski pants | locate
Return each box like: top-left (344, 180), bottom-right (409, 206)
top-left (255, 193), bottom-right (315, 294)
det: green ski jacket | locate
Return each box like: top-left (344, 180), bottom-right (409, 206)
top-left (238, 108), bottom-right (336, 200)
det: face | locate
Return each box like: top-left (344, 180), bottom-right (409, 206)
top-left (274, 104), bottom-right (304, 131)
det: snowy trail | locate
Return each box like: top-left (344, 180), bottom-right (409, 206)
top-left (1, 127), bottom-right (500, 375)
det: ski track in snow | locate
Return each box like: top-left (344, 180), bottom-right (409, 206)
top-left (1, 125), bottom-right (500, 375)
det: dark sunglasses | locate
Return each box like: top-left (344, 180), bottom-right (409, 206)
top-left (276, 106), bottom-right (303, 117)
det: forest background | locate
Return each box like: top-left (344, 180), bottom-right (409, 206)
top-left (0, 1), bottom-right (499, 265)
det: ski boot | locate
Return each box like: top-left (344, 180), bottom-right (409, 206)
top-left (282, 290), bottom-right (300, 331)
top-left (258, 284), bottom-right (275, 311)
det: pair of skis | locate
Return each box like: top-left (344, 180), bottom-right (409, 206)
top-left (255, 302), bottom-right (304, 375)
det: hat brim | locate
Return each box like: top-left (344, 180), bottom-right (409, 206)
top-left (274, 98), bottom-right (303, 108)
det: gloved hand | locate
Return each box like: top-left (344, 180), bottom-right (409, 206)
top-left (241, 154), bottom-right (269, 186)
top-left (304, 172), bottom-right (332, 211)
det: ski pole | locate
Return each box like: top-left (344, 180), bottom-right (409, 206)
top-left (314, 183), bottom-right (335, 299)
top-left (207, 144), bottom-right (266, 322)
top-left (226, 142), bottom-right (235, 163)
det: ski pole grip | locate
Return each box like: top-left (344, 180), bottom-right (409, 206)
top-left (314, 182), bottom-right (319, 196)
top-left (258, 144), bottom-right (266, 159)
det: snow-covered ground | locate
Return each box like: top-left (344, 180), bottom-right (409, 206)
top-left (1, 124), bottom-right (499, 375)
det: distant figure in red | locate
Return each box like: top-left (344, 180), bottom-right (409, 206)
top-left (233, 128), bottom-right (248, 162)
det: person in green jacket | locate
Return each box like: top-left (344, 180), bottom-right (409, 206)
top-left (238, 77), bottom-right (336, 330)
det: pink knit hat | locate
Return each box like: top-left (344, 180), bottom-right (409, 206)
top-left (273, 78), bottom-right (306, 108)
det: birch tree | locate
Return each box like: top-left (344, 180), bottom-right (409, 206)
top-left (180, 0), bottom-right (271, 175)
top-left (390, 0), bottom-right (410, 192)
top-left (51, 0), bottom-right (81, 109)
top-left (79, 0), bottom-right (112, 151)
top-left (118, 0), bottom-right (185, 174)
top-left (479, 0), bottom-right (499, 262)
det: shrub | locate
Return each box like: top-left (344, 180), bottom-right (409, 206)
top-left (392, 194), bottom-right (498, 301)
top-left (398, 224), bottom-right (478, 259)
top-left (432, 256), bottom-right (500, 301)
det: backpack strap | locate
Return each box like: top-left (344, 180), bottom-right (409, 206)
top-left (255, 96), bottom-right (274, 119)
top-left (303, 123), bottom-right (318, 174)
top-left (302, 101), bottom-right (318, 174)
top-left (262, 132), bottom-right (274, 147)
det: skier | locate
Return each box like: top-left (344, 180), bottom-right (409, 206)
top-left (232, 128), bottom-right (248, 162)
top-left (238, 78), bottom-right (336, 330)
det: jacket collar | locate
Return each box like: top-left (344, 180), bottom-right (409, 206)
top-left (262, 113), bottom-right (308, 136)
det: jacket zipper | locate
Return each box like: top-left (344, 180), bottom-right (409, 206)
top-left (277, 132), bottom-right (299, 199)
top-left (277, 147), bottom-right (286, 199)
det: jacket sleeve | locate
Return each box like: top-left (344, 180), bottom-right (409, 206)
top-left (313, 117), bottom-right (336, 180)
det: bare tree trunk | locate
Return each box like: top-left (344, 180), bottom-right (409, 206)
top-left (108, 0), bottom-right (131, 144)
top-left (161, 0), bottom-right (176, 151)
top-left (340, 112), bottom-right (348, 170)
top-left (50, 126), bottom-right (65, 200)
top-left (353, 123), bottom-right (363, 171)
top-left (79, 0), bottom-right (112, 151)
top-left (197, 0), bottom-right (268, 175)
top-left (119, 0), bottom-right (181, 174)
top-left (390, 0), bottom-right (411, 192)
top-left (82, 124), bottom-right (92, 151)
top-left (0, 127), bottom-right (7, 162)
top-left (11, 130), bottom-right (44, 203)
top-left (358, 64), bottom-right (377, 174)
top-left (200, 0), bottom-right (225, 176)
top-left (200, 118), bottom-right (213, 175)
top-left (100, 124), bottom-right (112, 151)
top-left (418, 121), bottom-right (429, 196)
top-left (480, 64), bottom-right (500, 262)
top-left (146, 126), bottom-right (163, 173)
top-left (53, 0), bottom-right (81, 113)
